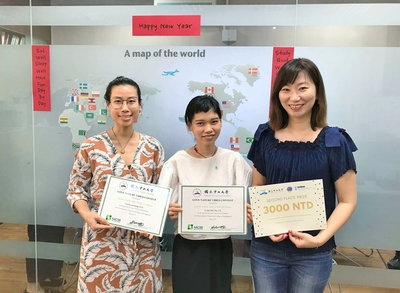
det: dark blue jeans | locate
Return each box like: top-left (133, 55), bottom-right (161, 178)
top-left (250, 240), bottom-right (332, 293)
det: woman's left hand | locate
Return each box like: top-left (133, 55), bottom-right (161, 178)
top-left (246, 203), bottom-right (253, 223)
top-left (288, 230), bottom-right (320, 249)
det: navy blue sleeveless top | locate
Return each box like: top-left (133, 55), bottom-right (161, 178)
top-left (247, 122), bottom-right (357, 254)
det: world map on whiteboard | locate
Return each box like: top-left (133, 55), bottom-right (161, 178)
top-left (50, 46), bottom-right (271, 161)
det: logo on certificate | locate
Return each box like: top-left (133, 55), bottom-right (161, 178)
top-left (187, 224), bottom-right (203, 231)
top-left (105, 214), bottom-right (121, 222)
top-left (119, 181), bottom-right (128, 190)
top-left (192, 188), bottom-right (202, 197)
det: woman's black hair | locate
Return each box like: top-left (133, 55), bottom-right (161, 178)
top-left (269, 58), bottom-right (327, 130)
top-left (184, 95), bottom-right (222, 126)
top-left (104, 76), bottom-right (142, 105)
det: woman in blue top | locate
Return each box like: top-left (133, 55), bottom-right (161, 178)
top-left (247, 58), bottom-right (357, 293)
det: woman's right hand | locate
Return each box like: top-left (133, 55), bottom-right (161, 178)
top-left (269, 233), bottom-right (288, 242)
top-left (168, 203), bottom-right (182, 220)
top-left (80, 210), bottom-right (115, 231)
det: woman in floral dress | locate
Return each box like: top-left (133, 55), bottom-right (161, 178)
top-left (67, 76), bottom-right (164, 293)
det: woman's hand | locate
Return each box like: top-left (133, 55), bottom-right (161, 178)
top-left (246, 203), bottom-right (253, 223)
top-left (269, 233), bottom-right (288, 242)
top-left (80, 210), bottom-right (114, 231)
top-left (168, 203), bottom-right (182, 220)
top-left (288, 230), bottom-right (320, 248)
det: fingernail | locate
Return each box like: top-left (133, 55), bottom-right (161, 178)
top-left (288, 230), bottom-right (292, 234)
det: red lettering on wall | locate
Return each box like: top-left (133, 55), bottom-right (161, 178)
top-left (132, 15), bottom-right (201, 36)
top-left (32, 45), bottom-right (51, 111)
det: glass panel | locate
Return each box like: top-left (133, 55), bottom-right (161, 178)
top-left (293, 4), bottom-right (400, 290)
top-left (1, 1), bottom-right (400, 292)
top-left (0, 1), bottom-right (35, 292)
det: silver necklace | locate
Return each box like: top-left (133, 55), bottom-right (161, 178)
top-left (288, 127), bottom-right (313, 142)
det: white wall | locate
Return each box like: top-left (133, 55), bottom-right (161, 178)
top-left (51, 25), bottom-right (400, 47)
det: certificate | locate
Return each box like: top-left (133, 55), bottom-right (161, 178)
top-left (178, 185), bottom-right (247, 235)
top-left (98, 176), bottom-right (171, 237)
top-left (249, 179), bottom-right (326, 238)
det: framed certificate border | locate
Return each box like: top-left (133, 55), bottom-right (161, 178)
top-left (178, 185), bottom-right (247, 235)
top-left (249, 179), bottom-right (326, 238)
top-left (98, 175), bottom-right (171, 237)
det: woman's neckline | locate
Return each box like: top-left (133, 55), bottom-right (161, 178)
top-left (185, 147), bottom-right (219, 159)
top-left (104, 130), bottom-right (141, 156)
top-left (274, 126), bottom-right (327, 144)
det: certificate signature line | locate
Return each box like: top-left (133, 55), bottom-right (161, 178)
top-left (268, 214), bottom-right (311, 220)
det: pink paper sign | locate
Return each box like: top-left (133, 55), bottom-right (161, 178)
top-left (32, 45), bottom-right (51, 111)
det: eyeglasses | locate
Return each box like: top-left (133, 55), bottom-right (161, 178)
top-left (110, 98), bottom-right (138, 109)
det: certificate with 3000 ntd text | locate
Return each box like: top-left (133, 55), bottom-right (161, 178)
top-left (249, 179), bottom-right (326, 238)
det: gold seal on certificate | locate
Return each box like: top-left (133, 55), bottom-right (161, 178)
top-left (98, 176), bottom-right (171, 237)
top-left (178, 185), bottom-right (247, 235)
top-left (249, 179), bottom-right (326, 238)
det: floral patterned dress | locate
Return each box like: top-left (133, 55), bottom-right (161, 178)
top-left (67, 131), bottom-right (164, 293)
